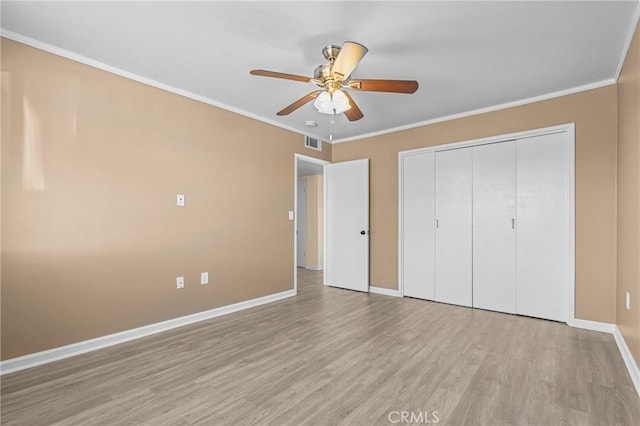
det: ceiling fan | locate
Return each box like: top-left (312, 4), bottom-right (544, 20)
top-left (250, 41), bottom-right (418, 122)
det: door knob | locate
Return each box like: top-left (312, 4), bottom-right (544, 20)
top-left (360, 230), bottom-right (366, 235)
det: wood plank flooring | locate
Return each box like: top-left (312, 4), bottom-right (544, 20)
top-left (1, 269), bottom-right (639, 425)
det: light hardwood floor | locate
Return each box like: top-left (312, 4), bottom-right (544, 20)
top-left (1, 269), bottom-right (639, 425)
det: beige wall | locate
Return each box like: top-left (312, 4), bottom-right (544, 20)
top-left (0, 32), bottom-right (633, 361)
top-left (333, 86), bottom-right (618, 324)
top-left (304, 175), bottom-right (323, 269)
top-left (0, 38), bottom-right (330, 360)
top-left (617, 23), bottom-right (640, 366)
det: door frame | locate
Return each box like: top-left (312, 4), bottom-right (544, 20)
top-left (398, 123), bottom-right (575, 322)
top-left (294, 154), bottom-right (330, 294)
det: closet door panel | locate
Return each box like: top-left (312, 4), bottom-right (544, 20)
top-left (402, 153), bottom-right (436, 300)
top-left (435, 148), bottom-right (473, 307)
top-left (472, 141), bottom-right (517, 314)
top-left (516, 133), bottom-right (570, 322)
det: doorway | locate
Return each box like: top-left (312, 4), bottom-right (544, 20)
top-left (294, 154), bottom-right (329, 293)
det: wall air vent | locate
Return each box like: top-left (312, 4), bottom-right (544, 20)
top-left (304, 136), bottom-right (322, 152)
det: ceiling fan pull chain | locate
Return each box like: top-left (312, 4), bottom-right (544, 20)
top-left (329, 119), bottom-right (335, 142)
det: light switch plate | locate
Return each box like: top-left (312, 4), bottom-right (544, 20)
top-left (201, 272), bottom-right (209, 285)
top-left (176, 276), bottom-right (184, 289)
top-left (626, 291), bottom-right (630, 310)
top-left (288, 210), bottom-right (294, 220)
top-left (177, 194), bottom-right (185, 207)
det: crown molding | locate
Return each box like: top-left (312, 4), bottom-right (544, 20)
top-left (0, 29), bottom-right (326, 142)
top-left (331, 78), bottom-right (616, 144)
top-left (0, 28), bottom-right (623, 146)
top-left (614, 0), bottom-right (640, 82)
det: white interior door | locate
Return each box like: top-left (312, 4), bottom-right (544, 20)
top-left (296, 178), bottom-right (307, 268)
top-left (473, 141), bottom-right (517, 313)
top-left (324, 159), bottom-right (369, 292)
top-left (435, 148), bottom-right (473, 307)
top-left (402, 152), bottom-right (435, 300)
top-left (516, 133), bottom-right (570, 322)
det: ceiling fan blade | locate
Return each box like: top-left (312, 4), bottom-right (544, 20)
top-left (276, 90), bottom-right (322, 116)
top-left (331, 41), bottom-right (368, 80)
top-left (250, 69), bottom-right (313, 83)
top-left (343, 91), bottom-right (364, 121)
top-left (350, 79), bottom-right (419, 94)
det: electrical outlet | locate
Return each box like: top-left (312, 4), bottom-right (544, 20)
top-left (177, 194), bottom-right (185, 207)
top-left (201, 272), bottom-right (209, 285)
top-left (626, 291), bottom-right (630, 310)
top-left (288, 210), bottom-right (294, 220)
top-left (176, 276), bottom-right (184, 289)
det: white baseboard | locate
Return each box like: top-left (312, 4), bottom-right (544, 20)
top-left (569, 318), bottom-right (616, 333)
top-left (613, 326), bottom-right (640, 398)
top-left (570, 319), bottom-right (639, 398)
top-left (370, 286), bottom-right (401, 297)
top-left (0, 289), bottom-right (296, 376)
top-left (305, 265), bottom-right (323, 271)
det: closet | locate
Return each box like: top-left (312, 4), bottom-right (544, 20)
top-left (399, 128), bottom-right (573, 323)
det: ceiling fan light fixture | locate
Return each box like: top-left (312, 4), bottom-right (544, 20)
top-left (331, 90), bottom-right (351, 114)
top-left (314, 90), bottom-right (351, 115)
top-left (314, 91), bottom-right (333, 114)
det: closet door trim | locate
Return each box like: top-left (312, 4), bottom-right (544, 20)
top-left (398, 123), bottom-right (575, 323)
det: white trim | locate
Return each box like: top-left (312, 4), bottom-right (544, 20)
top-left (569, 319), bottom-right (616, 333)
top-left (305, 265), bottom-right (323, 271)
top-left (0, 29), bottom-right (326, 143)
top-left (569, 321), bottom-right (640, 398)
top-left (0, 289), bottom-right (296, 376)
top-left (323, 164), bottom-right (328, 285)
top-left (296, 176), bottom-right (308, 269)
top-left (397, 124), bottom-right (574, 158)
top-left (398, 151), bottom-right (405, 297)
top-left (567, 124), bottom-right (577, 328)
top-left (614, 326), bottom-right (640, 397)
top-left (614, 1), bottom-right (640, 82)
top-left (370, 286), bottom-right (401, 298)
top-left (294, 154), bottom-right (329, 293)
top-left (398, 123), bottom-right (575, 326)
top-left (332, 80), bottom-right (614, 144)
top-left (1, 30), bottom-right (620, 148)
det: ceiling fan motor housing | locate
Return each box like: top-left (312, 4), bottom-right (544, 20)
top-left (314, 64), bottom-right (332, 80)
top-left (322, 45), bottom-right (342, 62)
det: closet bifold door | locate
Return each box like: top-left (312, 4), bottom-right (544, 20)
top-left (435, 148), bottom-right (472, 307)
top-left (402, 153), bottom-right (435, 300)
top-left (516, 133), bottom-right (570, 322)
top-left (472, 141), bottom-right (517, 314)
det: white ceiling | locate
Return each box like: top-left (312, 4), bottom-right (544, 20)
top-left (2, 1), bottom-right (638, 143)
